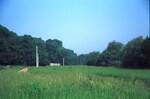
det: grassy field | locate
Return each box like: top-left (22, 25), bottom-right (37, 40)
top-left (0, 66), bottom-right (150, 99)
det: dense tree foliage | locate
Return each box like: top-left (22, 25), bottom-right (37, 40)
top-left (0, 25), bottom-right (149, 68)
top-left (46, 39), bottom-right (63, 63)
top-left (46, 39), bottom-right (77, 65)
top-left (78, 52), bottom-right (100, 66)
top-left (121, 36), bottom-right (150, 68)
top-left (0, 25), bottom-right (19, 65)
top-left (77, 54), bottom-right (88, 65)
top-left (141, 37), bottom-right (150, 68)
top-left (86, 52), bottom-right (100, 66)
top-left (0, 25), bottom-right (77, 66)
top-left (96, 41), bottom-right (123, 66)
top-left (121, 36), bottom-right (144, 68)
top-left (59, 48), bottom-right (78, 65)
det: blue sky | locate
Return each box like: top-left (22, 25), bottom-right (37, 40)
top-left (0, 0), bottom-right (149, 54)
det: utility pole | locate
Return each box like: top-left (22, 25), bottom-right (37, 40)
top-left (63, 58), bottom-right (64, 66)
top-left (36, 46), bottom-right (39, 68)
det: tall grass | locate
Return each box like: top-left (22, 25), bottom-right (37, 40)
top-left (0, 66), bottom-right (150, 99)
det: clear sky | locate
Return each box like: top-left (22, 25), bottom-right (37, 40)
top-left (0, 0), bottom-right (149, 54)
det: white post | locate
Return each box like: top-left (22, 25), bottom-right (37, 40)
top-left (63, 58), bottom-right (64, 66)
top-left (36, 46), bottom-right (39, 68)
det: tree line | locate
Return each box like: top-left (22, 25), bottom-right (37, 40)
top-left (0, 25), bottom-right (77, 66)
top-left (79, 36), bottom-right (150, 68)
top-left (0, 24), bottom-right (150, 68)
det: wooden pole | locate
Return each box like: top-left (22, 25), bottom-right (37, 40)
top-left (36, 46), bottom-right (39, 68)
top-left (63, 58), bottom-right (64, 66)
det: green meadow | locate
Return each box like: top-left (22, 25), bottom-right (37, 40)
top-left (0, 66), bottom-right (150, 99)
